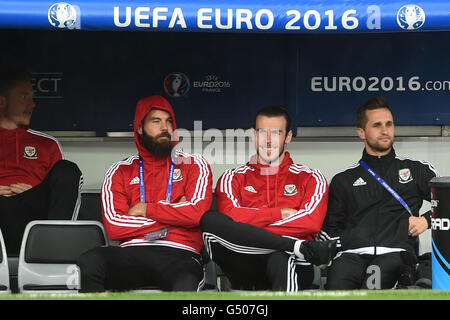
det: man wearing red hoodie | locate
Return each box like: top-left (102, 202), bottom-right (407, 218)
top-left (201, 106), bottom-right (335, 291)
top-left (77, 95), bottom-right (213, 292)
top-left (0, 69), bottom-right (82, 256)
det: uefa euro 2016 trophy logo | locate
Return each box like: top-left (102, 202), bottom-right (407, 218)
top-left (164, 72), bottom-right (190, 98)
top-left (397, 5), bottom-right (425, 30)
top-left (48, 3), bottom-right (77, 29)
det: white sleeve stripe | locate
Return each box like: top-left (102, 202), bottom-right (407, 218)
top-left (318, 230), bottom-right (341, 241)
top-left (220, 168), bottom-right (239, 207)
top-left (222, 166), bottom-right (254, 209)
top-left (395, 156), bottom-right (439, 177)
top-left (102, 155), bottom-right (153, 226)
top-left (102, 154), bottom-right (157, 228)
top-left (27, 129), bottom-right (65, 159)
top-left (225, 168), bottom-right (240, 208)
top-left (270, 169), bottom-right (327, 226)
top-left (71, 173), bottom-right (83, 220)
top-left (175, 151), bottom-right (208, 203)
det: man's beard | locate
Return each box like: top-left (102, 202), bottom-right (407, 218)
top-left (257, 144), bottom-right (285, 165)
top-left (367, 136), bottom-right (394, 153)
top-left (141, 131), bottom-right (174, 158)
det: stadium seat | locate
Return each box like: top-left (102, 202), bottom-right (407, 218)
top-left (0, 229), bottom-right (10, 293)
top-left (204, 263), bottom-right (218, 290)
top-left (77, 189), bottom-right (103, 222)
top-left (18, 220), bottom-right (108, 293)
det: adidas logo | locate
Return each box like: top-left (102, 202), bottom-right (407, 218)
top-left (244, 186), bottom-right (257, 193)
top-left (353, 177), bottom-right (367, 186)
top-left (129, 176), bottom-right (140, 185)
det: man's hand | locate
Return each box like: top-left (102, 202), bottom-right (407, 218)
top-left (0, 183), bottom-right (32, 197)
top-left (128, 196), bottom-right (187, 217)
top-left (281, 208), bottom-right (297, 219)
top-left (409, 216), bottom-right (428, 237)
top-left (0, 185), bottom-right (14, 197)
top-left (128, 202), bottom-right (147, 217)
top-left (10, 183), bottom-right (32, 195)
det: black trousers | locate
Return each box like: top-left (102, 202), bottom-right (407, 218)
top-left (77, 245), bottom-right (205, 292)
top-left (211, 244), bottom-right (313, 291)
top-left (200, 211), bottom-right (311, 291)
top-left (326, 252), bottom-right (409, 289)
top-left (0, 160), bottom-right (82, 256)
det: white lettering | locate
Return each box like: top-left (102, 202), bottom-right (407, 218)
top-left (285, 10), bottom-right (301, 30)
top-left (215, 8), bottom-right (233, 29)
top-left (352, 76), bottom-right (366, 91)
top-left (303, 10), bottom-right (321, 30)
top-left (113, 6), bottom-right (131, 27)
top-left (197, 8), bottom-right (213, 29)
top-left (311, 77), bottom-right (322, 92)
top-left (182, 304), bottom-right (217, 318)
top-left (255, 9), bottom-right (274, 30)
top-left (169, 8), bottom-right (186, 28)
top-left (152, 7), bottom-right (168, 28)
top-left (432, 218), bottom-right (450, 231)
top-left (339, 77), bottom-right (351, 91)
top-left (324, 10), bottom-right (338, 30)
top-left (135, 7), bottom-right (150, 28)
top-left (37, 79), bottom-right (50, 93)
top-left (324, 77), bottom-right (336, 91)
top-left (236, 9), bottom-right (253, 30)
top-left (342, 9), bottom-right (359, 29)
top-left (114, 7), bottom-right (187, 29)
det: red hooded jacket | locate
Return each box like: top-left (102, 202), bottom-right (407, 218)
top-left (101, 95), bottom-right (213, 255)
top-left (0, 127), bottom-right (64, 187)
top-left (215, 152), bottom-right (328, 240)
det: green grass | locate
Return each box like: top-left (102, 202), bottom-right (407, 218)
top-left (1, 289), bottom-right (449, 300)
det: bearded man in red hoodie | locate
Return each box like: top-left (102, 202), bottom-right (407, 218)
top-left (0, 69), bottom-right (82, 256)
top-left (201, 106), bottom-right (336, 291)
top-left (77, 95), bottom-right (213, 292)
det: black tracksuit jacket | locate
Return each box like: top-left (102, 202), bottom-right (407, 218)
top-left (320, 148), bottom-right (438, 256)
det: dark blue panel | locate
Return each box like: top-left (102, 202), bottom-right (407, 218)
top-left (296, 32), bottom-right (450, 126)
top-left (2, 29), bottom-right (450, 133)
top-left (0, 30), bottom-right (286, 134)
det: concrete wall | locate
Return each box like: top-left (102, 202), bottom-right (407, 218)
top-left (62, 135), bottom-right (450, 254)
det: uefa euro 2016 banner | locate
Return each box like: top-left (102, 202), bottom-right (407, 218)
top-left (0, 0), bottom-right (450, 32)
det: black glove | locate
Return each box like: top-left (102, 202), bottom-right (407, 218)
top-left (300, 240), bottom-right (338, 266)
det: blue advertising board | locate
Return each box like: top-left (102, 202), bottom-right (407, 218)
top-left (0, 1), bottom-right (449, 33)
top-left (294, 32), bottom-right (450, 126)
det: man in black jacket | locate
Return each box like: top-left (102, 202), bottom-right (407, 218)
top-left (319, 97), bottom-right (438, 289)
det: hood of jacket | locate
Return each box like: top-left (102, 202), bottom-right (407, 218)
top-left (133, 95), bottom-right (177, 161)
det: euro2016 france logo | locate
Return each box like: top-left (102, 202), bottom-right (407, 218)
top-left (48, 3), bottom-right (79, 29)
top-left (397, 4), bottom-right (425, 30)
top-left (164, 72), bottom-right (190, 98)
